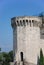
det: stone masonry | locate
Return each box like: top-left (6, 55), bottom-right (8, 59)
top-left (11, 16), bottom-right (44, 65)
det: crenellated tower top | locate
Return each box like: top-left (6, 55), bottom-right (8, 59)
top-left (11, 16), bottom-right (42, 28)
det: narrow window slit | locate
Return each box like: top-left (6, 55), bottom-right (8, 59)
top-left (17, 20), bottom-right (19, 26)
top-left (26, 20), bottom-right (28, 25)
top-left (20, 20), bottom-right (22, 26)
top-left (20, 52), bottom-right (23, 61)
top-left (23, 20), bottom-right (25, 26)
top-left (32, 20), bottom-right (34, 26)
top-left (29, 20), bottom-right (31, 27)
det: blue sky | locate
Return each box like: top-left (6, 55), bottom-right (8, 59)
top-left (0, 0), bottom-right (44, 52)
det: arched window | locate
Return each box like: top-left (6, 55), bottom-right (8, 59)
top-left (20, 52), bottom-right (23, 61)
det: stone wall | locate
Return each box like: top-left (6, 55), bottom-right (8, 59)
top-left (16, 26), bottom-right (40, 64)
top-left (11, 16), bottom-right (44, 65)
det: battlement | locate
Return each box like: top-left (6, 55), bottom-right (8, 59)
top-left (11, 16), bottom-right (42, 28)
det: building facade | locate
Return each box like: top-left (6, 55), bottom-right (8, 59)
top-left (11, 16), bottom-right (44, 65)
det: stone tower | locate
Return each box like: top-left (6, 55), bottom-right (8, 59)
top-left (11, 16), bottom-right (42, 65)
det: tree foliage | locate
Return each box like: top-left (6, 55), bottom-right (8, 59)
top-left (2, 50), bottom-right (13, 65)
top-left (38, 48), bottom-right (44, 65)
top-left (0, 54), bottom-right (2, 62)
top-left (8, 50), bottom-right (13, 62)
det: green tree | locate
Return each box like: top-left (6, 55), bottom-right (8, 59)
top-left (2, 52), bottom-right (10, 65)
top-left (39, 48), bottom-right (44, 65)
top-left (2, 50), bottom-right (13, 65)
top-left (0, 48), bottom-right (3, 65)
top-left (0, 54), bottom-right (2, 62)
top-left (8, 50), bottom-right (13, 62)
top-left (43, 57), bottom-right (44, 65)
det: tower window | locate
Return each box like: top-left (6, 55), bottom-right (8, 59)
top-left (17, 20), bottom-right (19, 26)
top-left (26, 20), bottom-right (28, 25)
top-left (20, 52), bottom-right (23, 61)
top-left (20, 20), bottom-right (22, 26)
top-left (29, 20), bottom-right (31, 27)
top-left (32, 20), bottom-right (34, 26)
top-left (23, 20), bottom-right (25, 26)
top-left (17, 20), bottom-right (18, 23)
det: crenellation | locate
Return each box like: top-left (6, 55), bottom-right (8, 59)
top-left (11, 16), bottom-right (42, 28)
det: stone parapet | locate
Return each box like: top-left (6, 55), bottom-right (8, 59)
top-left (11, 16), bottom-right (42, 28)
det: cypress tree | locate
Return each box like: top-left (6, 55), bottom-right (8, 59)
top-left (39, 48), bottom-right (43, 65)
